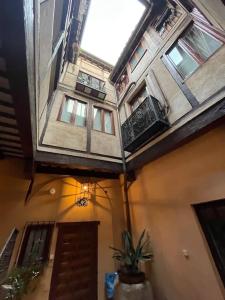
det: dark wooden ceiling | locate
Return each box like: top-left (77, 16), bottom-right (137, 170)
top-left (0, 1), bottom-right (34, 160)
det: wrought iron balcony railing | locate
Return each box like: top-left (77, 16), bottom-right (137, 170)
top-left (76, 71), bottom-right (106, 100)
top-left (121, 96), bottom-right (170, 152)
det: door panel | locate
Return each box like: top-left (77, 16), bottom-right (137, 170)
top-left (49, 222), bottom-right (99, 300)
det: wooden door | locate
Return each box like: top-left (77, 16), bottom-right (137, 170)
top-left (49, 222), bottom-right (99, 300)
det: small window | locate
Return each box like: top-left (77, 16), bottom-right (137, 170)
top-left (168, 44), bottom-right (199, 79)
top-left (183, 25), bottom-right (223, 61)
top-left (129, 41), bottom-right (146, 72)
top-left (18, 223), bottom-right (54, 267)
top-left (130, 86), bottom-right (148, 112)
top-left (116, 69), bottom-right (129, 95)
top-left (93, 107), bottom-right (114, 134)
top-left (167, 23), bottom-right (224, 79)
top-left (59, 97), bottom-right (87, 127)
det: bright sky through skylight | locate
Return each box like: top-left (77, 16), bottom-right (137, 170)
top-left (81, 0), bottom-right (145, 65)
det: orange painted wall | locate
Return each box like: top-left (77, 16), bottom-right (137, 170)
top-left (0, 159), bottom-right (125, 300)
top-left (129, 124), bottom-right (225, 300)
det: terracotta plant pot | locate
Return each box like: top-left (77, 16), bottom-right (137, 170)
top-left (118, 271), bottom-right (145, 284)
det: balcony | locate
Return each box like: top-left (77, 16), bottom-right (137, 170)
top-left (121, 96), bottom-right (170, 152)
top-left (75, 71), bottom-right (106, 100)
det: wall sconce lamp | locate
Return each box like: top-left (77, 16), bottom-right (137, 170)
top-left (74, 182), bottom-right (94, 207)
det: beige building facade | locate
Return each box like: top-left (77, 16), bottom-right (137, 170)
top-left (1, 0), bottom-right (225, 300)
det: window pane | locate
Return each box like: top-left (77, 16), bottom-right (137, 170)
top-left (22, 227), bottom-right (48, 266)
top-left (183, 25), bottom-right (222, 60)
top-left (130, 55), bottom-right (138, 71)
top-left (75, 101), bottom-right (86, 127)
top-left (131, 100), bottom-right (140, 111)
top-left (93, 108), bottom-right (102, 131)
top-left (104, 111), bottom-right (113, 134)
top-left (91, 77), bottom-right (100, 90)
top-left (60, 98), bottom-right (74, 123)
top-left (131, 87), bottom-right (148, 111)
top-left (136, 44), bottom-right (145, 60)
top-left (168, 44), bottom-right (199, 78)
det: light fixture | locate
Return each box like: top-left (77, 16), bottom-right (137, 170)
top-left (74, 182), bottom-right (95, 207)
top-left (49, 188), bottom-right (56, 195)
top-left (75, 197), bottom-right (89, 207)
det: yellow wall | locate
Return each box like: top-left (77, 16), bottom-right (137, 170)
top-left (129, 123), bottom-right (225, 300)
top-left (0, 159), bottom-right (125, 300)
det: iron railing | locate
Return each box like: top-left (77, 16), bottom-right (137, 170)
top-left (121, 96), bottom-right (169, 152)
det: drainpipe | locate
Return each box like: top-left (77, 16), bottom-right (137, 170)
top-left (115, 90), bottom-right (132, 234)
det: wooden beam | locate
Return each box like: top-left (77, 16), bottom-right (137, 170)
top-left (0, 130), bottom-right (19, 137)
top-left (0, 111), bottom-right (15, 119)
top-left (36, 164), bottom-right (120, 179)
top-left (0, 143), bottom-right (21, 150)
top-left (0, 87), bottom-right (10, 95)
top-left (0, 100), bottom-right (13, 107)
top-left (0, 137), bottom-right (21, 144)
top-left (0, 148), bottom-right (23, 155)
top-left (24, 158), bottom-right (35, 180)
top-left (35, 151), bottom-right (123, 174)
top-left (127, 98), bottom-right (225, 171)
top-left (0, 121), bottom-right (17, 129)
top-left (0, 1), bottom-right (34, 159)
top-left (0, 70), bottom-right (7, 78)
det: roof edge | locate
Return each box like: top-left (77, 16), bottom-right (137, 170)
top-left (110, 0), bottom-right (166, 83)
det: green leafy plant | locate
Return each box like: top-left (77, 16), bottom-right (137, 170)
top-left (1, 264), bottom-right (42, 300)
top-left (1, 241), bottom-right (44, 300)
top-left (110, 230), bottom-right (153, 274)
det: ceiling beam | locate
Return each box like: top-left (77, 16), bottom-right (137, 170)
top-left (35, 151), bottom-right (123, 174)
top-left (0, 0), bottom-right (34, 159)
top-left (36, 164), bottom-right (120, 180)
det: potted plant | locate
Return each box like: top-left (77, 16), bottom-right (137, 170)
top-left (110, 230), bottom-right (153, 284)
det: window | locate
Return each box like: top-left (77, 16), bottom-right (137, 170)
top-left (59, 97), bottom-right (87, 127)
top-left (129, 41), bottom-right (146, 72)
top-left (130, 86), bottom-right (148, 112)
top-left (194, 200), bottom-right (225, 288)
top-left (93, 107), bottom-right (114, 134)
top-left (167, 23), bottom-right (224, 79)
top-left (18, 223), bottom-right (54, 267)
top-left (116, 69), bottom-right (129, 95)
top-left (0, 228), bottom-right (18, 281)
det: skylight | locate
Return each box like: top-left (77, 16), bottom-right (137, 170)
top-left (81, 0), bottom-right (145, 65)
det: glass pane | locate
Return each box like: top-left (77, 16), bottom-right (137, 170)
top-left (91, 77), bottom-right (100, 90)
top-left (78, 71), bottom-right (90, 85)
top-left (93, 108), bottom-right (102, 131)
top-left (131, 87), bottom-right (148, 111)
top-left (136, 44), bottom-right (145, 60)
top-left (138, 87), bottom-right (148, 103)
top-left (75, 101), bottom-right (86, 127)
top-left (104, 111), bottom-right (113, 134)
top-left (168, 44), bottom-right (199, 78)
top-left (183, 25), bottom-right (222, 60)
top-left (22, 227), bottom-right (48, 266)
top-left (131, 99), bottom-right (140, 111)
top-left (60, 98), bottom-right (74, 123)
top-left (130, 55), bottom-right (137, 71)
